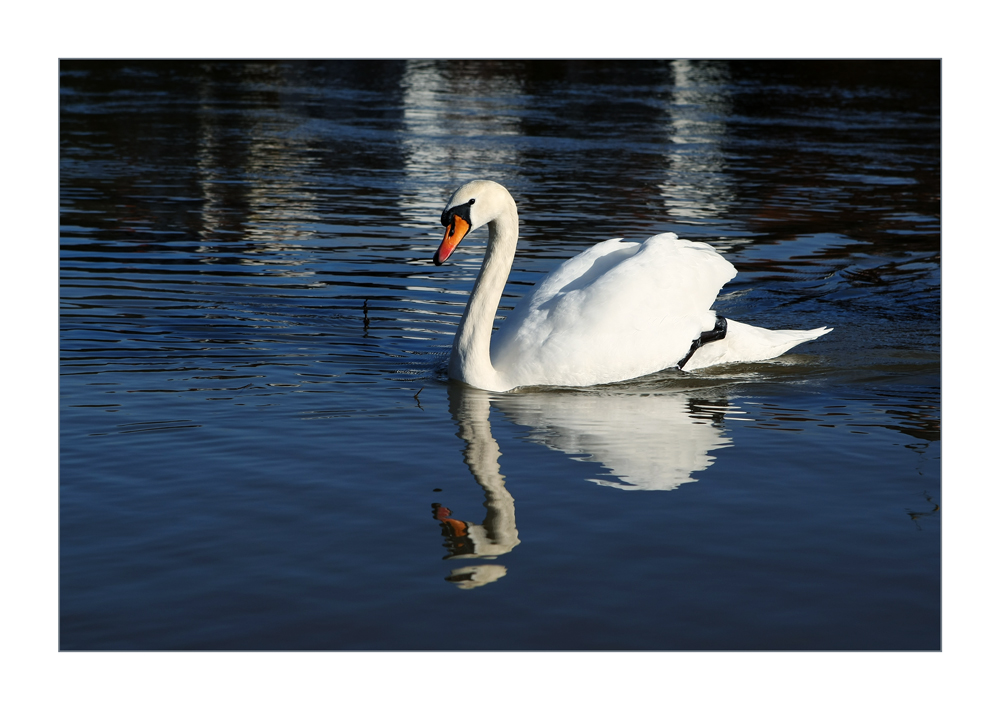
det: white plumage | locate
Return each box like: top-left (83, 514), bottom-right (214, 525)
top-left (433, 180), bottom-right (830, 392)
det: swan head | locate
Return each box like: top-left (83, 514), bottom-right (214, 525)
top-left (433, 180), bottom-right (514, 265)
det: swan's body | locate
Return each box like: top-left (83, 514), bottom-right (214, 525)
top-left (433, 180), bottom-right (830, 392)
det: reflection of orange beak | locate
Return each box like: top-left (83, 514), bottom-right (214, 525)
top-left (433, 215), bottom-right (470, 265)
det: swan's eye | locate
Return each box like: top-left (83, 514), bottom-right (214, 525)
top-left (442, 200), bottom-right (476, 228)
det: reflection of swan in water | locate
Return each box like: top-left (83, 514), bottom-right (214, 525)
top-left (433, 383), bottom-right (520, 589)
top-left (492, 388), bottom-right (736, 491)
top-left (435, 382), bottom-right (740, 588)
top-left (433, 180), bottom-right (831, 392)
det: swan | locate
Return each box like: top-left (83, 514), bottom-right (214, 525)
top-left (432, 180), bottom-right (830, 392)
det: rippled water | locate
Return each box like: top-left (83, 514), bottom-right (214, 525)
top-left (60, 60), bottom-right (940, 650)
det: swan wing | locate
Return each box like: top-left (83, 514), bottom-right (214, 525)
top-left (492, 233), bottom-right (737, 387)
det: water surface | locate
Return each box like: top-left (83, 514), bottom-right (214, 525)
top-left (60, 60), bottom-right (940, 650)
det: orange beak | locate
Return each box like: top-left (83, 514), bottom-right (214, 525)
top-left (433, 215), bottom-right (470, 265)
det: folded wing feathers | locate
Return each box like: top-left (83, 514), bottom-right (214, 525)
top-left (492, 234), bottom-right (739, 386)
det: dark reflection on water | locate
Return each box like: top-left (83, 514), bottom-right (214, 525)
top-left (60, 60), bottom-right (939, 650)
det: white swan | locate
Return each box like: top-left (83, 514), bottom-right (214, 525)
top-left (433, 180), bottom-right (830, 392)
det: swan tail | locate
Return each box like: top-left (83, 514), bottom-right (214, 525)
top-left (680, 319), bottom-right (832, 371)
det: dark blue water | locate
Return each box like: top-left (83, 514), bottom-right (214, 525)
top-left (60, 60), bottom-right (940, 650)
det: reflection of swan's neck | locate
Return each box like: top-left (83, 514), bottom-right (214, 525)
top-left (450, 385), bottom-right (519, 557)
top-left (449, 202), bottom-right (518, 391)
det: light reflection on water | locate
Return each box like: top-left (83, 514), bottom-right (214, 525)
top-left (60, 60), bottom-right (939, 650)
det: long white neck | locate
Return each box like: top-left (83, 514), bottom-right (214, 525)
top-left (448, 197), bottom-right (518, 391)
